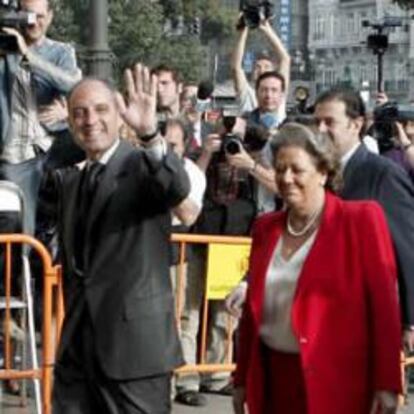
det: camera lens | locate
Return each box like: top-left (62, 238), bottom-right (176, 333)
top-left (225, 139), bottom-right (241, 155)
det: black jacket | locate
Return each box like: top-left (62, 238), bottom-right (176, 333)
top-left (342, 144), bottom-right (414, 325)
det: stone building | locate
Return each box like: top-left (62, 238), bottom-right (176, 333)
top-left (308, 0), bottom-right (411, 104)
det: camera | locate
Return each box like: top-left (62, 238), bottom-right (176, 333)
top-left (0, 0), bottom-right (36, 53)
top-left (220, 114), bottom-right (269, 155)
top-left (239, 0), bottom-right (274, 29)
top-left (222, 133), bottom-right (244, 155)
top-left (220, 114), bottom-right (242, 155)
top-left (370, 102), bottom-right (414, 152)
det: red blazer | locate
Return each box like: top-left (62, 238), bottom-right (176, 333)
top-left (234, 192), bottom-right (402, 414)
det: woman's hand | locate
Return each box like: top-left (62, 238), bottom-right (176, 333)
top-left (203, 134), bottom-right (222, 155)
top-left (375, 92), bottom-right (389, 106)
top-left (226, 146), bottom-right (256, 171)
top-left (369, 391), bottom-right (398, 414)
top-left (394, 122), bottom-right (412, 149)
top-left (232, 386), bottom-right (246, 414)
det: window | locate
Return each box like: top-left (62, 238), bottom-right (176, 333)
top-left (314, 14), bottom-right (326, 41)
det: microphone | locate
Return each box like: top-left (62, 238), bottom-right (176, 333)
top-left (193, 80), bottom-right (214, 113)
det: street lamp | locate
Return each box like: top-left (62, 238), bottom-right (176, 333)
top-left (84, 0), bottom-right (113, 80)
top-left (307, 49), bottom-right (317, 98)
top-left (362, 16), bottom-right (402, 93)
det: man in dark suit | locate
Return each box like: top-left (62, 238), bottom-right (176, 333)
top-left (51, 65), bottom-right (190, 413)
top-left (314, 88), bottom-right (414, 351)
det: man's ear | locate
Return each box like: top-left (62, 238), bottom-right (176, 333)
top-left (351, 116), bottom-right (364, 135)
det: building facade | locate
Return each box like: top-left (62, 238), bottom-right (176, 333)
top-left (308, 0), bottom-right (412, 104)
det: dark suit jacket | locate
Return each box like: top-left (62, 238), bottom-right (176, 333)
top-left (56, 140), bottom-right (189, 380)
top-left (342, 144), bottom-right (414, 325)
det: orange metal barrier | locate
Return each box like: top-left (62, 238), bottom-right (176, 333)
top-left (0, 234), bottom-right (60, 414)
top-left (171, 233), bottom-right (251, 375)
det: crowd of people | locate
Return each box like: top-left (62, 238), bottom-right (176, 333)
top-left (0, 1), bottom-right (414, 414)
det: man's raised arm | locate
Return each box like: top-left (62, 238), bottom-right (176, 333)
top-left (258, 20), bottom-right (291, 93)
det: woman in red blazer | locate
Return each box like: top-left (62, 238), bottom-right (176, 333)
top-left (233, 123), bottom-right (402, 414)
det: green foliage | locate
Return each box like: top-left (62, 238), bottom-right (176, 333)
top-left (109, 1), bottom-right (165, 71)
top-left (46, 0), bottom-right (236, 83)
top-left (159, 0), bottom-right (183, 19)
top-left (48, 0), bottom-right (84, 44)
top-left (201, 5), bottom-right (236, 43)
top-left (155, 36), bottom-right (205, 83)
top-left (392, 0), bottom-right (414, 8)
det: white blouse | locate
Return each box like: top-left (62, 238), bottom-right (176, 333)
top-left (259, 231), bottom-right (317, 353)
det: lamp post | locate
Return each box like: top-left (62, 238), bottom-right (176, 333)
top-left (362, 16), bottom-right (402, 93)
top-left (307, 50), bottom-right (316, 96)
top-left (84, 0), bottom-right (112, 80)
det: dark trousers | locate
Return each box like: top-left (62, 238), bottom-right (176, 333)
top-left (262, 344), bottom-right (307, 414)
top-left (52, 305), bottom-right (172, 414)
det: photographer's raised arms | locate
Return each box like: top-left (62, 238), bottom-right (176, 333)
top-left (231, 2), bottom-right (291, 118)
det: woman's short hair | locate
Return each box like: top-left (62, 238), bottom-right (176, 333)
top-left (271, 122), bottom-right (343, 193)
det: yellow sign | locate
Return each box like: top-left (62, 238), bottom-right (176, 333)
top-left (206, 244), bottom-right (251, 300)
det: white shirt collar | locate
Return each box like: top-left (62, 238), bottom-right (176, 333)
top-left (341, 142), bottom-right (361, 170)
top-left (91, 138), bottom-right (120, 166)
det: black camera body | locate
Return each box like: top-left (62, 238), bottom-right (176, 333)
top-left (370, 102), bottom-right (414, 152)
top-left (374, 102), bottom-right (414, 123)
top-left (239, 0), bottom-right (274, 29)
top-left (220, 114), bottom-right (242, 155)
top-left (0, 0), bottom-right (36, 53)
top-left (222, 133), bottom-right (244, 155)
top-left (219, 110), bottom-right (269, 155)
top-left (221, 125), bottom-right (269, 155)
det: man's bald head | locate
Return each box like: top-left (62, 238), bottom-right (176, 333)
top-left (68, 78), bottom-right (118, 110)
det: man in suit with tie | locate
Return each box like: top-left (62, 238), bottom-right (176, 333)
top-left (52, 65), bottom-right (190, 413)
top-left (314, 88), bottom-right (414, 351)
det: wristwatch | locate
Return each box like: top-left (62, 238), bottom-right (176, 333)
top-left (139, 127), bottom-right (159, 142)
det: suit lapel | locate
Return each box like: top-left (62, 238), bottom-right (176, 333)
top-left (62, 166), bottom-right (83, 266)
top-left (342, 144), bottom-right (367, 197)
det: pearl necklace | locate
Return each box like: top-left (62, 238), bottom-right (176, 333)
top-left (287, 208), bottom-right (321, 237)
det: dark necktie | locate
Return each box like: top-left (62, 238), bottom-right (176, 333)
top-left (82, 161), bottom-right (105, 209)
top-left (75, 161), bottom-right (105, 273)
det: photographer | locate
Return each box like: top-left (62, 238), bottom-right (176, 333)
top-left (370, 94), bottom-right (414, 182)
top-left (231, 5), bottom-right (290, 117)
top-left (0, 0), bottom-right (81, 235)
top-left (383, 121), bottom-right (414, 182)
top-left (176, 116), bottom-right (266, 406)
